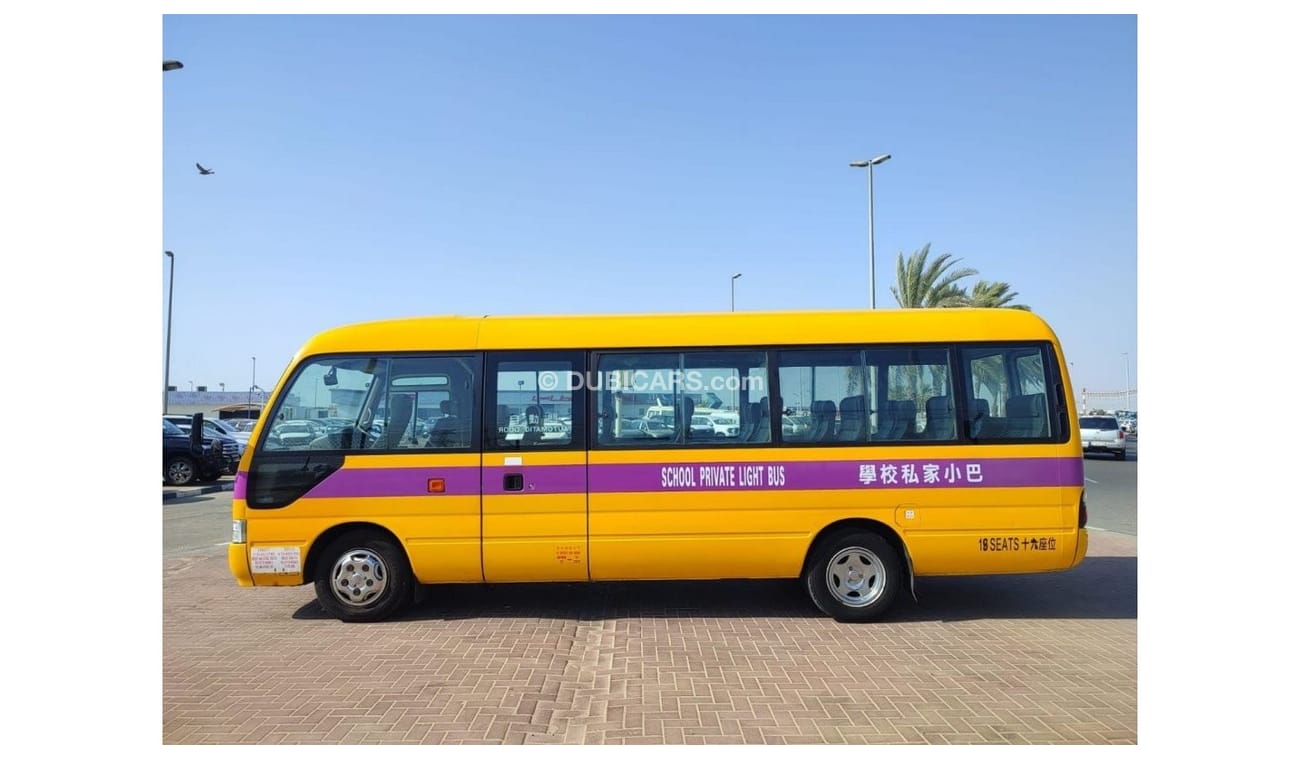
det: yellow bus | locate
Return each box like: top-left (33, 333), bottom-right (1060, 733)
top-left (229, 308), bottom-right (1088, 623)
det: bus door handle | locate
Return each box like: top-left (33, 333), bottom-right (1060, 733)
top-left (503, 473), bottom-right (524, 492)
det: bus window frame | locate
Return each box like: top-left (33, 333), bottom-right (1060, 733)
top-left (588, 348), bottom-right (776, 450)
top-left (483, 350), bottom-right (588, 453)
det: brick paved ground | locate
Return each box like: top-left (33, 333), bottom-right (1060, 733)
top-left (163, 530), bottom-right (1136, 744)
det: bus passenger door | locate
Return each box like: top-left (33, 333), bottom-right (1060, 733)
top-left (481, 352), bottom-right (589, 582)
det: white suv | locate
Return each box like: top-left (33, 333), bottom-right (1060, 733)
top-left (1078, 415), bottom-right (1127, 460)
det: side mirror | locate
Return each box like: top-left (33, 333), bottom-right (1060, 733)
top-left (323, 366), bottom-right (338, 386)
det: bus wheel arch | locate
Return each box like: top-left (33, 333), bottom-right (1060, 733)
top-left (801, 519), bottom-right (913, 622)
top-left (309, 523), bottom-right (414, 623)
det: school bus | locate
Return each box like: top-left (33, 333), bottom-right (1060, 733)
top-left (229, 308), bottom-right (1088, 622)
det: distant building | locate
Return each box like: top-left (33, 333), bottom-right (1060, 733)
top-left (164, 391), bottom-right (266, 420)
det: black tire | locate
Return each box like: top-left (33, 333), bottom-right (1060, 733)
top-left (1114, 449), bottom-right (1126, 460)
top-left (803, 529), bottom-right (902, 623)
top-left (165, 456), bottom-right (197, 486)
top-left (314, 531), bottom-right (413, 622)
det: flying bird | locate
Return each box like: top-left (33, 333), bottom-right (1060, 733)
top-left (196, 163), bottom-right (215, 175)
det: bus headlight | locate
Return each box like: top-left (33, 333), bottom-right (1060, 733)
top-left (232, 519), bottom-right (246, 544)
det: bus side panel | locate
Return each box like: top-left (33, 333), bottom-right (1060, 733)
top-left (897, 486), bottom-right (1078, 575)
top-left (239, 454), bottom-right (483, 586)
top-left (893, 448), bottom-right (1084, 575)
top-left (481, 452), bottom-right (589, 583)
top-left (587, 448), bottom-right (1084, 581)
top-left (588, 450), bottom-right (821, 581)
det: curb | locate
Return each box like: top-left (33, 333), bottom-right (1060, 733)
top-left (163, 481), bottom-right (235, 502)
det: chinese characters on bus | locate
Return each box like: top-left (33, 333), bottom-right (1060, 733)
top-left (858, 462), bottom-right (983, 486)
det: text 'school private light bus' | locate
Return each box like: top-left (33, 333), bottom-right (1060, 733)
top-left (228, 309), bottom-right (1088, 623)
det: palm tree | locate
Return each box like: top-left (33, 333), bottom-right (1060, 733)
top-left (891, 244), bottom-right (977, 308)
top-left (965, 280), bottom-right (1031, 310)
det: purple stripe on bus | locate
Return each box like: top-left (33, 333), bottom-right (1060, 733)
top-left (483, 465), bottom-right (587, 495)
top-left (289, 457), bottom-right (1082, 499)
top-left (233, 471), bottom-right (247, 499)
top-left (587, 457), bottom-right (1083, 492)
top-left (302, 468), bottom-right (481, 498)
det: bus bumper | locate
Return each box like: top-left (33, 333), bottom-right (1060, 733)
top-left (229, 542), bottom-right (253, 587)
top-left (1069, 528), bottom-right (1089, 569)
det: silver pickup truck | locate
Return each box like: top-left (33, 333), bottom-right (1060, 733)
top-left (1079, 415), bottom-right (1128, 460)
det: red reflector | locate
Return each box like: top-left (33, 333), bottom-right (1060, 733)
top-left (427, 478), bottom-right (445, 493)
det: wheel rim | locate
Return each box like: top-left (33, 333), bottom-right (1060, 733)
top-left (328, 548), bottom-right (388, 608)
top-left (168, 460), bottom-right (193, 484)
top-left (825, 545), bottom-right (887, 607)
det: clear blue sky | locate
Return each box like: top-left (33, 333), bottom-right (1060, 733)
top-left (163, 14), bottom-right (1136, 405)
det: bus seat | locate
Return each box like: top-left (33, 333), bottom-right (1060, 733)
top-left (896, 400), bottom-right (917, 438)
top-left (737, 401), bottom-right (757, 441)
top-left (812, 400), bottom-right (837, 442)
top-left (429, 398), bottom-right (463, 448)
top-left (967, 398), bottom-right (991, 438)
top-left (522, 404), bottom-right (545, 444)
top-left (373, 393), bottom-right (415, 449)
top-left (923, 396), bottom-right (955, 440)
top-left (837, 395), bottom-right (868, 442)
top-left (1007, 393), bottom-right (1047, 438)
top-left (750, 401), bottom-right (771, 443)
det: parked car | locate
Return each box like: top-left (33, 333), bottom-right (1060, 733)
top-left (165, 414), bottom-right (243, 473)
top-left (209, 417), bottom-right (252, 445)
top-left (271, 420), bottom-right (324, 447)
top-left (690, 414), bottom-right (718, 437)
top-left (709, 413), bottom-right (740, 438)
top-left (782, 415), bottom-right (811, 437)
top-left (223, 418), bottom-right (259, 434)
top-left (166, 414), bottom-right (249, 450)
top-left (162, 418), bottom-right (225, 486)
top-left (1079, 415), bottom-right (1127, 459)
top-left (618, 418), bottom-right (674, 440)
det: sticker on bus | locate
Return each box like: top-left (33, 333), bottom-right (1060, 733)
top-left (250, 547), bottom-right (302, 574)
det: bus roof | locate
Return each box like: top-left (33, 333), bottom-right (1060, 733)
top-left (291, 308), bottom-right (1060, 360)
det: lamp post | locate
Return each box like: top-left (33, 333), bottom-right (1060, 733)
top-left (163, 59), bottom-right (184, 72)
top-left (164, 251), bottom-right (175, 412)
top-left (249, 356), bottom-right (256, 420)
top-left (1122, 353), bottom-right (1131, 411)
top-left (849, 154), bottom-right (891, 309)
top-left (730, 272), bottom-right (742, 312)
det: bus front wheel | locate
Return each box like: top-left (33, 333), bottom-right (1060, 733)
top-left (804, 530), bottom-right (901, 622)
top-left (314, 531), bottom-right (413, 623)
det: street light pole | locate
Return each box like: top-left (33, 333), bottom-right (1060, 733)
top-left (249, 356), bottom-right (256, 420)
top-left (730, 273), bottom-right (742, 311)
top-left (163, 59), bottom-right (184, 72)
top-left (1123, 353), bottom-right (1131, 411)
top-left (164, 251), bottom-right (175, 413)
top-left (850, 154), bottom-right (892, 309)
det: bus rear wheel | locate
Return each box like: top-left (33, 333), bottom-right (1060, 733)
top-left (804, 530), bottom-right (901, 622)
top-left (314, 531), bottom-right (413, 622)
